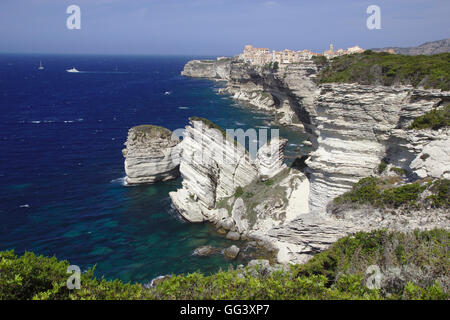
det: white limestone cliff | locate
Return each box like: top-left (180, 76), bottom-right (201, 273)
top-left (169, 118), bottom-right (309, 240)
top-left (123, 125), bottom-right (181, 184)
top-left (182, 59), bottom-right (449, 213)
top-left (306, 85), bottom-right (449, 212)
top-left (169, 118), bottom-right (259, 222)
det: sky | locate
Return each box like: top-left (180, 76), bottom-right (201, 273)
top-left (0, 0), bottom-right (449, 55)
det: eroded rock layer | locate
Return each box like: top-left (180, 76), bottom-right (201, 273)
top-left (182, 58), bottom-right (450, 213)
top-left (180, 57), bottom-right (449, 264)
top-left (123, 125), bottom-right (181, 184)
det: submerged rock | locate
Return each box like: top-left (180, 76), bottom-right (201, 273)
top-left (193, 245), bottom-right (220, 257)
top-left (123, 125), bottom-right (181, 185)
top-left (224, 245), bottom-right (240, 260)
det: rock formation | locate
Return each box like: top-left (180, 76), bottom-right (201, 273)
top-left (169, 117), bottom-right (259, 222)
top-left (123, 125), bottom-right (181, 184)
top-left (181, 58), bottom-right (450, 213)
top-left (179, 57), bottom-right (450, 265)
top-left (169, 117), bottom-right (309, 240)
top-left (255, 138), bottom-right (288, 181)
top-left (306, 85), bottom-right (449, 212)
top-left (182, 58), bottom-right (232, 80)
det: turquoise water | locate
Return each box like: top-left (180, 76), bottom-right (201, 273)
top-left (0, 54), bottom-right (307, 283)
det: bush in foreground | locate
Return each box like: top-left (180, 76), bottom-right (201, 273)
top-left (1, 229), bottom-right (448, 300)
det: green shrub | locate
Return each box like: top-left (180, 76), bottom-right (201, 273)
top-left (425, 179), bottom-right (450, 208)
top-left (377, 160), bottom-right (388, 174)
top-left (333, 176), bottom-right (446, 209)
top-left (334, 176), bottom-right (381, 205)
top-left (390, 167), bottom-right (407, 176)
top-left (291, 229), bottom-right (449, 299)
top-left (189, 116), bottom-right (226, 135)
top-left (273, 62), bottom-right (279, 71)
top-left (312, 55), bottom-right (329, 67)
top-left (409, 105), bottom-right (450, 130)
top-left (234, 186), bottom-right (244, 198)
top-left (0, 250), bottom-right (150, 300)
top-left (381, 183), bottom-right (426, 208)
top-left (1, 229), bottom-right (448, 300)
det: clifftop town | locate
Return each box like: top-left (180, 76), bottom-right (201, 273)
top-left (238, 44), bottom-right (365, 66)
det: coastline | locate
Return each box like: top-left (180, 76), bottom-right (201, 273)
top-left (167, 56), bottom-right (450, 266)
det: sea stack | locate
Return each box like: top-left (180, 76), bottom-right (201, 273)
top-left (123, 125), bottom-right (181, 184)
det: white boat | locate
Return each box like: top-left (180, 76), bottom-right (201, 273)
top-left (38, 61), bottom-right (44, 70)
top-left (66, 67), bottom-right (80, 73)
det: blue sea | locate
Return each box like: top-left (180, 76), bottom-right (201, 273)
top-left (0, 54), bottom-right (307, 283)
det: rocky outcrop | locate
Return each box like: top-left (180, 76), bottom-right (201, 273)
top-left (182, 58), bottom-right (232, 80)
top-left (260, 204), bottom-right (449, 264)
top-left (182, 58), bottom-right (449, 213)
top-left (306, 85), bottom-right (449, 212)
top-left (399, 129), bottom-right (450, 179)
top-left (123, 125), bottom-right (181, 184)
top-left (181, 59), bottom-right (319, 128)
top-left (169, 118), bottom-right (309, 239)
top-left (169, 118), bottom-right (259, 223)
top-left (255, 138), bottom-right (288, 181)
top-left (224, 245), bottom-right (240, 260)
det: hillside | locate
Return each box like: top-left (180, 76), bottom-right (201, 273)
top-left (372, 38), bottom-right (450, 55)
top-left (315, 51), bottom-right (450, 91)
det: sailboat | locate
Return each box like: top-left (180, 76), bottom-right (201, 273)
top-left (38, 61), bottom-right (44, 70)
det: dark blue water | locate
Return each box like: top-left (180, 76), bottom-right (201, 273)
top-left (0, 54), bottom-right (306, 283)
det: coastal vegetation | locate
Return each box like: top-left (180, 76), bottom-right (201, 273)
top-left (263, 61), bottom-right (279, 71)
top-left (333, 176), bottom-right (449, 210)
top-left (315, 51), bottom-right (450, 91)
top-left (390, 167), bottom-right (407, 176)
top-left (130, 125), bottom-right (173, 138)
top-left (217, 168), bottom-right (292, 227)
top-left (1, 229), bottom-right (447, 300)
top-left (189, 116), bottom-right (226, 135)
top-left (408, 104), bottom-right (450, 130)
top-left (377, 160), bottom-right (388, 174)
